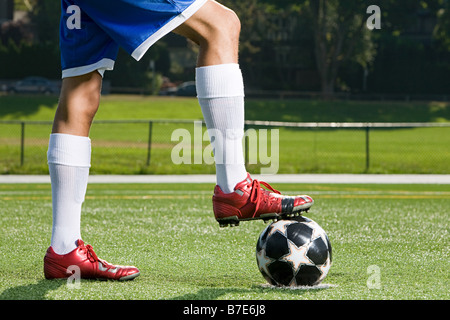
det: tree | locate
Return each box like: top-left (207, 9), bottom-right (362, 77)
top-left (306, 0), bottom-right (376, 96)
top-left (28, 0), bottom-right (59, 45)
top-left (366, 0), bottom-right (450, 95)
top-left (253, 0), bottom-right (377, 95)
top-left (434, 0), bottom-right (450, 51)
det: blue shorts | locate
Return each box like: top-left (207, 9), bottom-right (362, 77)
top-left (60, 0), bottom-right (207, 78)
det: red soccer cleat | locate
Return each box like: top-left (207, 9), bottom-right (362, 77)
top-left (44, 239), bottom-right (140, 281)
top-left (213, 173), bottom-right (314, 227)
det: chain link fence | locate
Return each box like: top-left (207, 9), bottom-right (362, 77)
top-left (1, 119), bottom-right (449, 175)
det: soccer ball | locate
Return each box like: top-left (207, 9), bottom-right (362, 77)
top-left (256, 216), bottom-right (332, 287)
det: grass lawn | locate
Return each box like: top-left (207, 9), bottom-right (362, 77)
top-left (1, 95), bottom-right (449, 175)
top-left (0, 182), bottom-right (448, 301)
top-left (1, 94), bottom-right (449, 123)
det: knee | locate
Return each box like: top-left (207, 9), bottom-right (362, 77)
top-left (174, 3), bottom-right (241, 63)
top-left (223, 9), bottom-right (241, 43)
top-left (213, 8), bottom-right (241, 46)
top-left (192, 6), bottom-right (240, 48)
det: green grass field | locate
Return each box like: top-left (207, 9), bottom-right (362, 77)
top-left (1, 95), bottom-right (450, 174)
top-left (0, 182), bottom-right (448, 300)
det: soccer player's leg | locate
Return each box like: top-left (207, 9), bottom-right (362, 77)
top-left (44, 1), bottom-right (139, 280)
top-left (47, 72), bottom-right (99, 256)
top-left (174, 1), bottom-right (314, 227)
top-left (46, 72), bottom-right (139, 280)
top-left (174, 1), bottom-right (247, 194)
top-left (52, 71), bottom-right (101, 136)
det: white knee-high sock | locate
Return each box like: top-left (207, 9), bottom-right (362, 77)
top-left (47, 133), bottom-right (91, 255)
top-left (196, 63), bottom-right (247, 193)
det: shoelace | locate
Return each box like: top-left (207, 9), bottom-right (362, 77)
top-left (80, 242), bottom-right (99, 263)
top-left (80, 241), bottom-right (112, 269)
top-left (249, 179), bottom-right (280, 217)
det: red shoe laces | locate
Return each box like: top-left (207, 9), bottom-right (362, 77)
top-left (79, 240), bottom-right (117, 271)
top-left (249, 179), bottom-right (280, 217)
top-left (80, 243), bottom-right (99, 263)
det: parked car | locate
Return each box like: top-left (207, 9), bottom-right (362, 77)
top-left (158, 86), bottom-right (178, 96)
top-left (8, 77), bottom-right (57, 95)
top-left (176, 81), bottom-right (197, 97)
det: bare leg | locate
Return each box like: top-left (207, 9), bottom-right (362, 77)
top-left (47, 71), bottom-right (101, 254)
top-left (52, 71), bottom-right (102, 136)
top-left (175, 0), bottom-right (247, 193)
top-left (173, 0), bottom-right (240, 66)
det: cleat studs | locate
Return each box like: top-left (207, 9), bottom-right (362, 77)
top-left (218, 218), bottom-right (239, 228)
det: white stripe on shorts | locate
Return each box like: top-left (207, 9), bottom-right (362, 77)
top-left (62, 58), bottom-right (115, 79)
top-left (131, 0), bottom-right (208, 61)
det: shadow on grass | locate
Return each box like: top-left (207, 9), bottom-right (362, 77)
top-left (0, 279), bottom-right (65, 300)
top-left (170, 284), bottom-right (331, 300)
top-left (245, 99), bottom-right (450, 123)
top-left (0, 95), bottom-right (58, 119)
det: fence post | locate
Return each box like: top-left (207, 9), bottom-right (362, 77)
top-left (146, 121), bottom-right (153, 166)
top-left (365, 125), bottom-right (370, 172)
top-left (244, 123), bottom-right (249, 166)
top-left (20, 121), bottom-right (25, 166)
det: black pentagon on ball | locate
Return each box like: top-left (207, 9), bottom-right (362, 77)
top-left (264, 231), bottom-right (289, 260)
top-left (268, 260), bottom-right (295, 286)
top-left (307, 236), bottom-right (329, 265)
top-left (295, 265), bottom-right (323, 286)
top-left (260, 269), bottom-right (277, 286)
top-left (286, 222), bottom-right (314, 248)
top-left (256, 223), bottom-right (272, 252)
top-left (325, 234), bottom-right (332, 262)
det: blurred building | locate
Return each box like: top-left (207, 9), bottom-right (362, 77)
top-left (0, 0), bottom-right (14, 24)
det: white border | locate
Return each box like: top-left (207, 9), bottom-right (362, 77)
top-left (62, 58), bottom-right (115, 79)
top-left (132, 0), bottom-right (208, 61)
